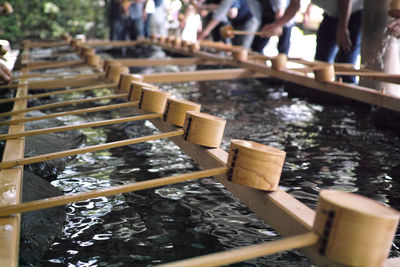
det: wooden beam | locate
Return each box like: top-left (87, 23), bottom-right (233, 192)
top-left (183, 51), bottom-right (400, 113)
top-left (0, 56), bottom-right (30, 267)
top-left (86, 40), bottom-right (141, 47)
top-left (142, 68), bottom-right (266, 83)
top-left (146, 116), bottom-right (347, 266)
top-left (115, 57), bottom-right (215, 67)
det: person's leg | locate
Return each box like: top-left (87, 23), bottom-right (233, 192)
top-left (277, 25), bottom-right (292, 55)
top-left (130, 18), bottom-right (144, 40)
top-left (113, 17), bottom-right (125, 40)
top-left (334, 10), bottom-right (362, 83)
top-left (233, 16), bottom-right (260, 49)
top-left (144, 14), bottom-right (152, 37)
top-left (251, 35), bottom-right (270, 53)
top-left (315, 14), bottom-right (339, 63)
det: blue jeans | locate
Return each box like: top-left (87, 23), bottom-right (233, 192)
top-left (251, 25), bottom-right (292, 55)
top-left (315, 10), bottom-right (363, 83)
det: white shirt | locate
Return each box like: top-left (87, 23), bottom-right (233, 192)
top-left (312, 0), bottom-right (363, 18)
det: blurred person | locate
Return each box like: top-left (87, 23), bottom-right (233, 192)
top-left (0, 62), bottom-right (11, 84)
top-left (181, 3), bottom-right (202, 42)
top-left (260, 0), bottom-right (363, 83)
top-left (144, 0), bottom-right (155, 37)
top-left (150, 0), bottom-right (169, 36)
top-left (129, 0), bottom-right (145, 40)
top-left (108, 0), bottom-right (131, 40)
top-left (198, 0), bottom-right (258, 48)
top-left (388, 19), bottom-right (400, 38)
top-left (250, 0), bottom-right (295, 54)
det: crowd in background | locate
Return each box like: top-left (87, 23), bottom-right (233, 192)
top-left (2, 1), bottom-right (400, 84)
top-left (107, 0), bottom-right (366, 83)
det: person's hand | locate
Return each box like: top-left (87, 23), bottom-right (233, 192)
top-left (261, 23), bottom-right (283, 38)
top-left (388, 19), bottom-right (400, 38)
top-left (197, 31), bottom-right (206, 41)
top-left (336, 27), bottom-right (352, 54)
top-left (0, 62), bottom-right (12, 84)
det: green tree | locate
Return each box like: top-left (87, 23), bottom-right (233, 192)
top-left (0, 0), bottom-right (108, 45)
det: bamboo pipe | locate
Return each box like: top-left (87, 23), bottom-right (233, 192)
top-left (158, 232), bottom-right (318, 267)
top-left (0, 129), bottom-right (184, 169)
top-left (0, 83), bottom-right (118, 105)
top-left (0, 93), bottom-right (128, 118)
top-left (0, 98), bottom-right (135, 126)
top-left (0, 113), bottom-right (161, 140)
top-left (0, 167), bottom-right (227, 217)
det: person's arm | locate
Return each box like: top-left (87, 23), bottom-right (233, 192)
top-left (198, 18), bottom-right (220, 40)
top-left (198, 0), bottom-right (235, 40)
top-left (0, 62), bottom-right (12, 84)
top-left (388, 19), bottom-right (400, 38)
top-left (336, 0), bottom-right (352, 54)
top-left (261, 0), bottom-right (300, 37)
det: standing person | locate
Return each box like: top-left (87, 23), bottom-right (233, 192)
top-left (144, 0), bottom-right (155, 37)
top-left (181, 2), bottom-right (202, 42)
top-left (260, 0), bottom-right (363, 83)
top-left (150, 0), bottom-right (169, 36)
top-left (198, 0), bottom-right (258, 48)
top-left (129, 0), bottom-right (145, 40)
top-left (250, 0), bottom-right (295, 55)
top-left (108, 0), bottom-right (128, 40)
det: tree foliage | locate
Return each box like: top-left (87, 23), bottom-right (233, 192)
top-left (0, 0), bottom-right (109, 45)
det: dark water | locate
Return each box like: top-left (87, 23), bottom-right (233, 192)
top-left (17, 47), bottom-right (400, 266)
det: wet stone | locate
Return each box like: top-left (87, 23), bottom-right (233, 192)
top-left (19, 171), bottom-right (66, 267)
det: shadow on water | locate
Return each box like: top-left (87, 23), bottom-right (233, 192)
top-left (29, 45), bottom-right (400, 266)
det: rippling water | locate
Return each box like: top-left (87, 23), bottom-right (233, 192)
top-left (26, 47), bottom-right (400, 266)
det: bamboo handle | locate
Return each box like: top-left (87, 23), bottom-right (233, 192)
top-left (27, 75), bottom-right (105, 90)
top-left (13, 72), bottom-right (104, 81)
top-left (0, 113), bottom-right (161, 140)
top-left (0, 83), bottom-right (118, 104)
top-left (0, 130), bottom-right (184, 169)
top-left (0, 83), bottom-right (18, 90)
top-left (233, 30), bottom-right (263, 36)
top-left (158, 232), bottom-right (318, 267)
top-left (0, 98), bottom-right (135, 126)
top-left (0, 167), bottom-right (227, 217)
top-left (0, 93), bottom-right (128, 118)
top-left (27, 59), bottom-right (85, 71)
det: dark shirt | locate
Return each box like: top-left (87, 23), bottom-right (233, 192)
top-left (230, 0), bottom-right (252, 26)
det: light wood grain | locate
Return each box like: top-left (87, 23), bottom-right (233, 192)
top-left (0, 113), bottom-right (161, 140)
top-left (0, 82), bottom-right (117, 104)
top-left (158, 232), bottom-right (318, 267)
top-left (0, 167), bottom-right (227, 217)
top-left (0, 130), bottom-right (184, 169)
top-left (0, 93), bottom-right (127, 118)
top-left (0, 98), bottom-right (135, 126)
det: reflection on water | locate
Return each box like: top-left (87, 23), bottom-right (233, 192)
top-left (36, 60), bottom-right (400, 266)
